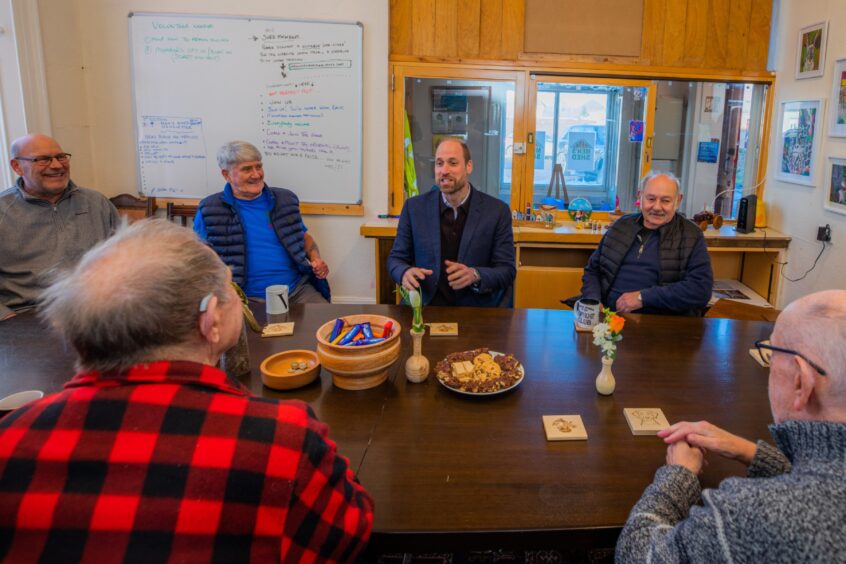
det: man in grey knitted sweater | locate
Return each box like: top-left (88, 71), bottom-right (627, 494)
top-left (617, 289), bottom-right (846, 563)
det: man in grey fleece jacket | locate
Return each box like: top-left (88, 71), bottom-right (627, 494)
top-left (0, 134), bottom-right (118, 320)
top-left (617, 289), bottom-right (846, 563)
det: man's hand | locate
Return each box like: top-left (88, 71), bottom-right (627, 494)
top-left (402, 267), bottom-right (433, 290)
top-left (666, 440), bottom-right (705, 475)
top-left (659, 421), bottom-right (758, 466)
top-left (615, 291), bottom-right (642, 313)
top-left (444, 260), bottom-right (478, 290)
top-left (310, 258), bottom-right (329, 279)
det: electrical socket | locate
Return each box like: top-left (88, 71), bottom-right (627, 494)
top-left (817, 224), bottom-right (832, 242)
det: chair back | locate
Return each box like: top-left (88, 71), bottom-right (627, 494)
top-left (166, 202), bottom-right (199, 226)
top-left (110, 193), bottom-right (156, 223)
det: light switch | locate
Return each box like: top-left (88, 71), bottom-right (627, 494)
top-left (513, 143), bottom-right (526, 154)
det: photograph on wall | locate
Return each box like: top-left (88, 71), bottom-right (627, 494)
top-left (776, 99), bottom-right (824, 186)
top-left (829, 59), bottom-right (846, 137)
top-left (825, 157), bottom-right (846, 215)
top-left (796, 21), bottom-right (828, 79)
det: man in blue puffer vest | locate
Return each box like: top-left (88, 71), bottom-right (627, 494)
top-left (194, 141), bottom-right (330, 303)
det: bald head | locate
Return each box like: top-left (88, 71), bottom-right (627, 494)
top-left (771, 290), bottom-right (846, 418)
top-left (10, 133), bottom-right (71, 203)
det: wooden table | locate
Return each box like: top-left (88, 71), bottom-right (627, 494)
top-left (1, 305), bottom-right (776, 557)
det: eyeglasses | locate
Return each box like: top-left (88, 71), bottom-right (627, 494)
top-left (14, 153), bottom-right (72, 166)
top-left (754, 339), bottom-right (828, 376)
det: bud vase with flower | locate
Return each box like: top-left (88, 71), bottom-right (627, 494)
top-left (399, 287), bottom-right (429, 382)
top-left (591, 308), bottom-right (625, 395)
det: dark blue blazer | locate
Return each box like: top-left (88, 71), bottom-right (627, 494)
top-left (387, 186), bottom-right (516, 307)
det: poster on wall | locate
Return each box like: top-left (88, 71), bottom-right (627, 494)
top-left (566, 131), bottom-right (596, 172)
top-left (796, 21), bottom-right (828, 79)
top-left (826, 157), bottom-right (846, 215)
top-left (776, 99), bottom-right (825, 186)
top-left (829, 59), bottom-right (846, 137)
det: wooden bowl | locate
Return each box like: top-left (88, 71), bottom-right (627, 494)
top-left (260, 350), bottom-right (321, 390)
top-left (315, 314), bottom-right (402, 390)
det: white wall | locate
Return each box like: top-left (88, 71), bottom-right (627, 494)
top-left (36, 0), bottom-right (388, 303)
top-left (765, 0), bottom-right (846, 307)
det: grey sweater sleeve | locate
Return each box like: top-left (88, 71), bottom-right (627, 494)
top-left (616, 465), bottom-right (733, 564)
top-left (747, 440), bottom-right (791, 478)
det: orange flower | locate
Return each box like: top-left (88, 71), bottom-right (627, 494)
top-left (608, 315), bottom-right (625, 334)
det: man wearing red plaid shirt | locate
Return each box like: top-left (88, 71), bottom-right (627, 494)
top-left (0, 220), bottom-right (374, 562)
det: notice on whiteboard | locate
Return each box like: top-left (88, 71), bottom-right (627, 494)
top-left (137, 116), bottom-right (208, 197)
top-left (129, 13), bottom-right (363, 205)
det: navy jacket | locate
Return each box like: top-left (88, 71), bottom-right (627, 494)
top-left (195, 184), bottom-right (330, 301)
top-left (580, 213), bottom-right (712, 315)
top-left (387, 186), bottom-right (515, 307)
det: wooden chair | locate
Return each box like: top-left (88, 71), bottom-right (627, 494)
top-left (166, 202), bottom-right (199, 227)
top-left (110, 193), bottom-right (157, 223)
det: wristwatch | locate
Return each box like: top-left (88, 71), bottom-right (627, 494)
top-left (471, 268), bottom-right (481, 289)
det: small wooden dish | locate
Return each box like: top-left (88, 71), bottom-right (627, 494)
top-left (260, 350), bottom-right (321, 390)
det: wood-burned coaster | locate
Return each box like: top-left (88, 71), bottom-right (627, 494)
top-left (428, 322), bottom-right (458, 336)
top-left (542, 415), bottom-right (588, 441)
top-left (623, 408), bottom-right (670, 435)
top-left (262, 322), bottom-right (295, 338)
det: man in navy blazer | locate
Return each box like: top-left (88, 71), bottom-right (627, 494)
top-left (387, 138), bottom-right (515, 307)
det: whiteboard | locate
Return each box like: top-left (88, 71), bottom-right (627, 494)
top-left (129, 12), bottom-right (363, 205)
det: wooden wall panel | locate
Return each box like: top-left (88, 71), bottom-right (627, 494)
top-left (703, 0), bottom-right (731, 69)
top-left (501, 0), bottom-right (525, 59)
top-left (683, 0), bottom-right (708, 67)
top-left (411, 0), bottom-right (436, 57)
top-left (458, 0), bottom-right (482, 58)
top-left (390, 0), bottom-right (772, 74)
top-left (434, 0), bottom-right (459, 58)
top-left (641, 0), bottom-right (665, 65)
top-left (390, 0), bottom-right (413, 56)
top-left (662, 0), bottom-right (688, 68)
top-left (746, 0), bottom-right (772, 71)
top-left (726, 0), bottom-right (753, 71)
top-left (479, 0), bottom-right (504, 59)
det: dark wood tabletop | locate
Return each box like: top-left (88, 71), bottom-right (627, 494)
top-left (0, 305), bottom-right (776, 555)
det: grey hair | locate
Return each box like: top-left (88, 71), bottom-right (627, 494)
top-left (638, 170), bottom-right (681, 195)
top-left (39, 219), bottom-right (232, 373)
top-left (777, 290), bottom-right (846, 398)
top-left (217, 140), bottom-right (262, 169)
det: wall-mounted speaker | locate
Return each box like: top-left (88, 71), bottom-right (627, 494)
top-left (736, 195), bottom-right (756, 234)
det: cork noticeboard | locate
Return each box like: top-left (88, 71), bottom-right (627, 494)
top-left (524, 0), bottom-right (643, 57)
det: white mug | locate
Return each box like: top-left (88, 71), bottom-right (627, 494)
top-left (265, 285), bottom-right (289, 315)
top-left (574, 298), bottom-right (601, 330)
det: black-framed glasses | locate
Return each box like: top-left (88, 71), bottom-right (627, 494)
top-left (754, 339), bottom-right (827, 376)
top-left (14, 153), bottom-right (72, 166)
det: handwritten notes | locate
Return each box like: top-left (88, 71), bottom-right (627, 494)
top-left (130, 13), bottom-right (363, 203)
top-left (138, 116), bottom-right (207, 196)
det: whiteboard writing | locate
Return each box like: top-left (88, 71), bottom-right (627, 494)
top-left (129, 13), bottom-right (363, 205)
top-left (138, 116), bottom-right (208, 197)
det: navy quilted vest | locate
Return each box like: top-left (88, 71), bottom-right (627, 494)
top-left (197, 185), bottom-right (330, 301)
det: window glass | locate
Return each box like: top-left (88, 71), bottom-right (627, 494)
top-left (532, 82), bottom-right (648, 211)
top-left (404, 77), bottom-right (515, 205)
top-left (652, 81), bottom-right (768, 220)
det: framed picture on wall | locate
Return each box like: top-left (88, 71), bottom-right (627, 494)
top-left (796, 21), bottom-right (828, 79)
top-left (829, 59), bottom-right (846, 137)
top-left (776, 99), bottom-right (825, 186)
top-left (825, 157), bottom-right (846, 215)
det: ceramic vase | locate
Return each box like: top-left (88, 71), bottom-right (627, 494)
top-left (405, 328), bottom-right (429, 383)
top-left (595, 356), bottom-right (615, 395)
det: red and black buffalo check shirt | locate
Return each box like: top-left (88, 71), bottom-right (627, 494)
top-left (0, 361), bottom-right (374, 562)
